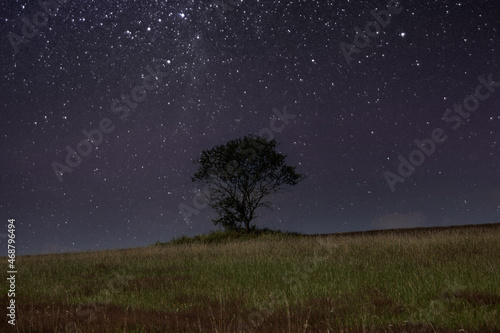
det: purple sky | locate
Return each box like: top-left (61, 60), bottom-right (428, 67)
top-left (1, 0), bottom-right (499, 255)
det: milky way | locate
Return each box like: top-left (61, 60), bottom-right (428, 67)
top-left (1, 0), bottom-right (499, 255)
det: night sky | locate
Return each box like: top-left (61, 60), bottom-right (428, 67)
top-left (1, 0), bottom-right (499, 255)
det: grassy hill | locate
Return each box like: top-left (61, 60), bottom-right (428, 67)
top-left (4, 223), bottom-right (500, 332)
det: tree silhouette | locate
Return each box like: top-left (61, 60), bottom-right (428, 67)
top-left (192, 135), bottom-right (305, 232)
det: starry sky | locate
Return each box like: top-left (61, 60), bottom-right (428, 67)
top-left (1, 0), bottom-right (499, 255)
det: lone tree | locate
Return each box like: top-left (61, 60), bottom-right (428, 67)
top-left (192, 135), bottom-right (305, 232)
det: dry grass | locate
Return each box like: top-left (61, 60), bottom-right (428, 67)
top-left (3, 223), bottom-right (500, 332)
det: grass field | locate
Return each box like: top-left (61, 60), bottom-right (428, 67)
top-left (3, 223), bottom-right (500, 332)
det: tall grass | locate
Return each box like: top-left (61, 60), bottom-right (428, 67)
top-left (4, 224), bottom-right (499, 332)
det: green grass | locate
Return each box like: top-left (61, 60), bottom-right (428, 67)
top-left (5, 224), bottom-right (500, 332)
top-left (160, 228), bottom-right (303, 245)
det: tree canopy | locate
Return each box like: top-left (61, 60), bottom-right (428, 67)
top-left (192, 135), bottom-right (305, 232)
